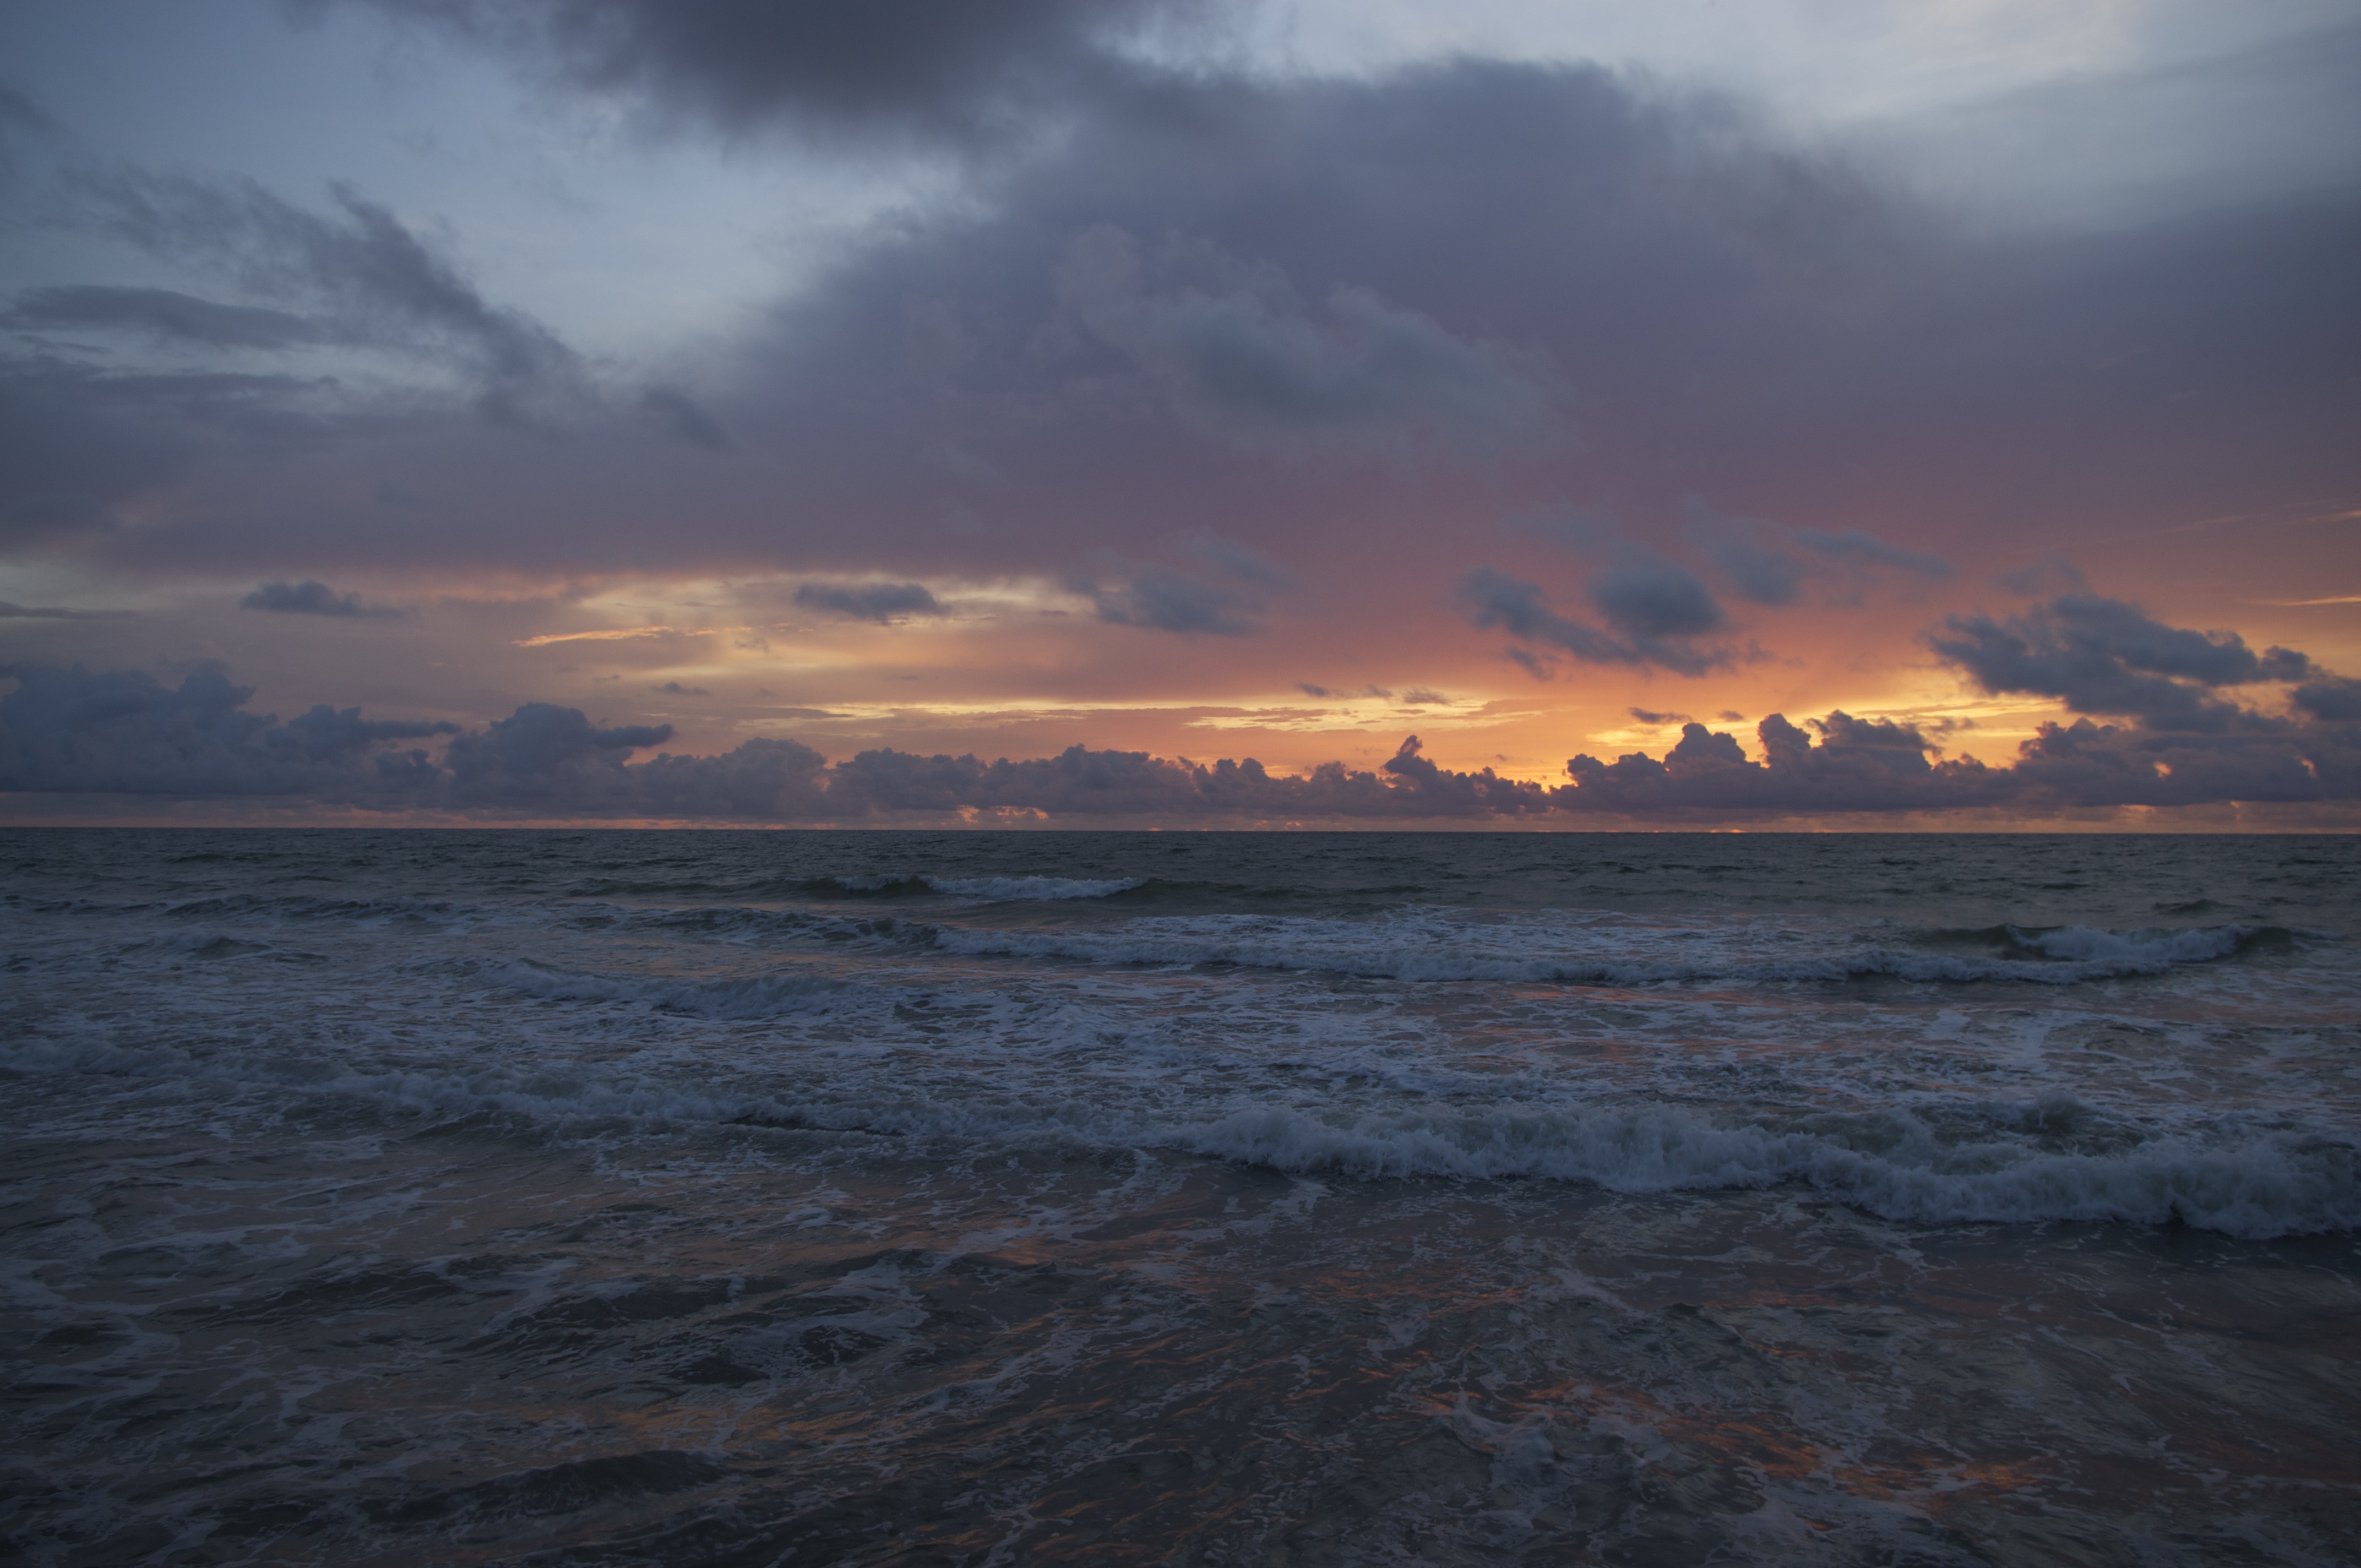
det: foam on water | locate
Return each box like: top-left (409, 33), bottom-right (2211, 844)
top-left (7, 831), bottom-right (2360, 1565)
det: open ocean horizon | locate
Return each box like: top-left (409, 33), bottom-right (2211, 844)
top-left (6, 827), bottom-right (2358, 1564)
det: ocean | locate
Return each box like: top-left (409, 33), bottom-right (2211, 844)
top-left (4, 829), bottom-right (2357, 1565)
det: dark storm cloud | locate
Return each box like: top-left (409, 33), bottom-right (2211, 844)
top-left (5, 285), bottom-right (322, 349)
top-left (1930, 593), bottom-right (2316, 732)
top-left (9, 664), bottom-right (2357, 820)
top-left (792, 581), bottom-right (945, 623)
top-left (342, 0), bottom-right (1215, 146)
top-left (241, 579), bottom-right (401, 617)
top-left (1460, 567), bottom-right (1725, 677)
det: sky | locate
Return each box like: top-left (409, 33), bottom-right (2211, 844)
top-left (2, 0), bottom-right (2358, 828)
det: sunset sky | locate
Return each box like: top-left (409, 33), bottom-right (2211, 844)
top-left (3, 0), bottom-right (2358, 826)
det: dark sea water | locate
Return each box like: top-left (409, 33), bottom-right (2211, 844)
top-left (4, 829), bottom-right (2358, 1566)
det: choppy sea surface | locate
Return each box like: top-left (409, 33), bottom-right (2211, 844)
top-left (3, 828), bottom-right (2358, 1566)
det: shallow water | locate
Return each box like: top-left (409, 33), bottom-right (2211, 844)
top-left (4, 830), bottom-right (2358, 1564)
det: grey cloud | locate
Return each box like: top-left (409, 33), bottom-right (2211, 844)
top-left (1179, 532), bottom-right (1294, 590)
top-left (1587, 561), bottom-right (1724, 639)
top-left (0, 601), bottom-right (132, 620)
top-left (0, 80), bottom-right (56, 134)
top-left (1560, 711), bottom-right (2360, 815)
top-left (2293, 679), bottom-right (2361, 723)
top-left (1083, 563), bottom-right (1259, 636)
top-left (6, 285), bottom-right (323, 349)
top-left (1997, 555), bottom-right (2091, 596)
top-left (1058, 226), bottom-right (1558, 458)
top-left (438, 703), bottom-right (674, 807)
top-left (0, 164), bottom-right (593, 555)
top-left (1687, 498), bottom-right (1950, 606)
top-left (1296, 683), bottom-right (1331, 699)
top-left (1401, 689), bottom-right (1449, 706)
top-left (1504, 504), bottom-right (1624, 555)
top-left (349, 0), bottom-right (1207, 146)
top-left (1461, 567), bottom-right (1724, 677)
top-left (651, 682), bottom-right (710, 696)
top-left (793, 581), bottom-right (946, 623)
top-left (640, 386), bottom-right (731, 449)
top-left (1699, 533), bottom-right (1803, 606)
top-left (1629, 707), bottom-right (1689, 725)
top-left (1930, 592), bottom-right (2320, 731)
top-left (1793, 526), bottom-right (1954, 580)
top-left (11, 664), bottom-right (2354, 821)
top-left (241, 579), bottom-right (401, 617)
top-left (0, 666), bottom-right (453, 798)
top-left (80, 168), bottom-right (583, 418)
top-left (4, 46), bottom-right (2352, 611)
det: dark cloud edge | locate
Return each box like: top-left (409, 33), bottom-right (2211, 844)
top-left (4, 664), bottom-right (2357, 827)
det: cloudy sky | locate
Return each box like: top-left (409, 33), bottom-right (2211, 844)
top-left (3, 0), bottom-right (2357, 826)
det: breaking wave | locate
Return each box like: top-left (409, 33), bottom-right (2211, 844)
top-left (4, 1035), bottom-right (2351, 1238)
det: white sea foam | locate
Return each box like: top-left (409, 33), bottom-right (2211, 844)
top-left (4, 1032), bottom-right (2352, 1238)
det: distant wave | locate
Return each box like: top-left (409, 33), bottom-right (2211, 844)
top-left (482, 959), bottom-right (852, 1019)
top-left (819, 873), bottom-right (1144, 902)
top-left (927, 917), bottom-right (2302, 986)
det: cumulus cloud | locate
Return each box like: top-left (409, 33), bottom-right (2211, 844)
top-left (1560, 711), bottom-right (2361, 815)
top-left (7, 664), bottom-right (2357, 820)
top-left (793, 581), bottom-right (946, 623)
top-left (241, 579), bottom-right (401, 617)
top-left (1930, 592), bottom-right (2316, 732)
top-left (0, 666), bottom-right (454, 797)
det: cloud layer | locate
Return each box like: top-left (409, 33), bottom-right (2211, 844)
top-left (9, 625), bottom-right (2354, 820)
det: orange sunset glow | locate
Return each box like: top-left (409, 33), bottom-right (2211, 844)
top-left (3, 2), bottom-right (2356, 826)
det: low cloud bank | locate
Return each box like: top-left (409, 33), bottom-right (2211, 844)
top-left (6, 660), bottom-right (2356, 822)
